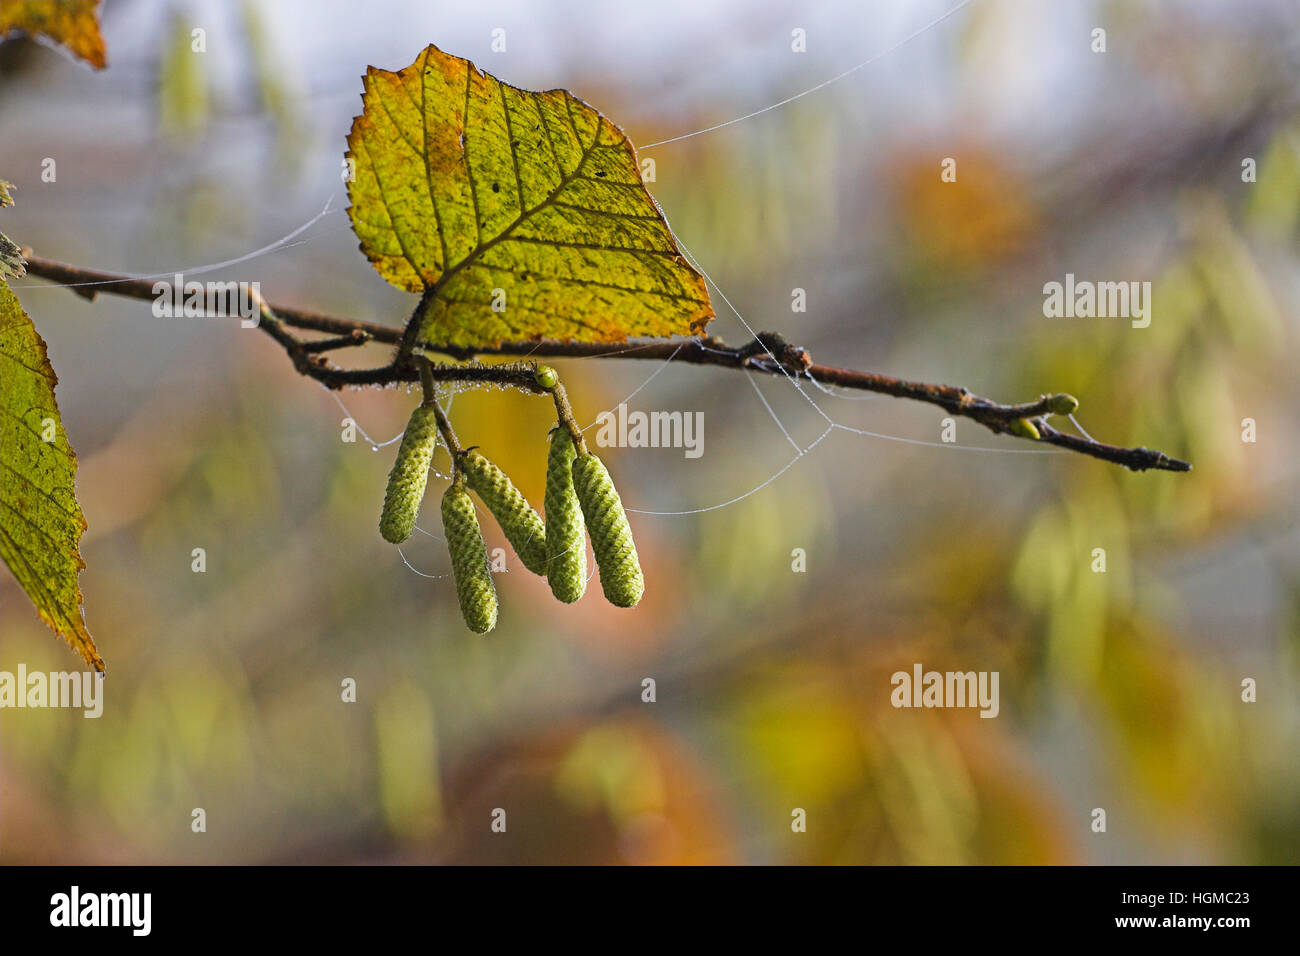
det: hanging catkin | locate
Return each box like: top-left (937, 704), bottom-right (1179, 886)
top-left (544, 427), bottom-right (587, 603)
top-left (379, 404), bottom-right (439, 544)
top-left (460, 450), bottom-right (547, 575)
top-left (571, 452), bottom-right (644, 608)
top-left (441, 480), bottom-right (498, 633)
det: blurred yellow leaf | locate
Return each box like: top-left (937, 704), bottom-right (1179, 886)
top-left (374, 680), bottom-right (444, 840)
top-left (158, 11), bottom-right (209, 141)
top-left (889, 145), bottom-right (1037, 274)
top-left (0, 0), bottom-right (106, 69)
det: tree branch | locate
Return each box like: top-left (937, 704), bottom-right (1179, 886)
top-left (19, 253), bottom-right (1191, 473)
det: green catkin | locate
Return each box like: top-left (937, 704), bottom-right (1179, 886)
top-left (571, 452), bottom-right (644, 608)
top-left (441, 480), bottom-right (498, 633)
top-left (379, 404), bottom-right (439, 544)
top-left (460, 450), bottom-right (548, 575)
top-left (544, 427), bottom-right (587, 603)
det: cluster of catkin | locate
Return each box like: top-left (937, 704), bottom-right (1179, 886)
top-left (377, 373), bottom-right (643, 632)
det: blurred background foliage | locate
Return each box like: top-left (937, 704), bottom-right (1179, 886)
top-left (1, 0), bottom-right (1297, 864)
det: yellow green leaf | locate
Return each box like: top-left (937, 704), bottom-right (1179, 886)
top-left (0, 281), bottom-right (102, 671)
top-left (345, 44), bottom-right (713, 349)
top-left (0, 179), bottom-right (25, 281)
top-left (0, 234), bottom-right (22, 281)
top-left (0, 0), bottom-right (107, 70)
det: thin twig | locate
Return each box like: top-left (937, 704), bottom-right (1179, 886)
top-left (416, 354), bottom-right (437, 405)
top-left (297, 329), bottom-right (372, 353)
top-left (413, 355), bottom-right (463, 459)
top-left (19, 253), bottom-right (1191, 472)
top-left (430, 401), bottom-right (462, 459)
top-left (549, 381), bottom-right (587, 455)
